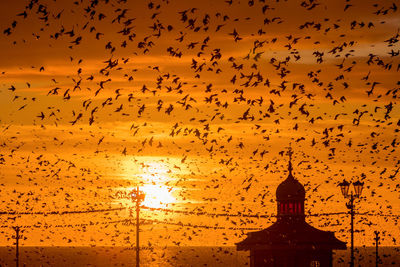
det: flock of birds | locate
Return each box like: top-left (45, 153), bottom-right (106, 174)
top-left (0, 0), bottom-right (399, 265)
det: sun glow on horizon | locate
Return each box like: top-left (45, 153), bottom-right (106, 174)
top-left (138, 161), bottom-right (176, 208)
top-left (140, 184), bottom-right (176, 208)
top-left (119, 160), bottom-right (177, 208)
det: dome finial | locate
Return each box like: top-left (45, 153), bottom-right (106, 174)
top-left (287, 145), bottom-right (293, 177)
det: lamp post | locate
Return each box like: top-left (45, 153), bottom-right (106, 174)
top-left (12, 226), bottom-right (21, 267)
top-left (131, 186), bottom-right (145, 267)
top-left (374, 231), bottom-right (380, 267)
top-left (338, 179), bottom-right (364, 267)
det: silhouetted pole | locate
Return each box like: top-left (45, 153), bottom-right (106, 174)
top-left (12, 226), bottom-right (20, 267)
top-left (374, 231), bottom-right (380, 267)
top-left (136, 188), bottom-right (140, 267)
top-left (338, 179), bottom-right (364, 267)
top-left (348, 193), bottom-right (355, 267)
top-left (131, 186), bottom-right (145, 267)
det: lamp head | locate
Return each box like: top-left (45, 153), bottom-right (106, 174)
top-left (352, 180), bottom-right (364, 198)
top-left (131, 188), bottom-right (146, 202)
top-left (338, 179), bottom-right (350, 198)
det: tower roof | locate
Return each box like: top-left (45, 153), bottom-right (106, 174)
top-left (275, 150), bottom-right (305, 201)
top-left (236, 219), bottom-right (347, 251)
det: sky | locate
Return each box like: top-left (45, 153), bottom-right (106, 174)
top-left (0, 0), bottom-right (399, 248)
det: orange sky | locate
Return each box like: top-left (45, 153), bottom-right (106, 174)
top-left (0, 0), bottom-right (399, 247)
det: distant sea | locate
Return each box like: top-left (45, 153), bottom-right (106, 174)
top-left (0, 246), bottom-right (398, 266)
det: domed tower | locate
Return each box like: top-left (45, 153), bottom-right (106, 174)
top-left (276, 150), bottom-right (305, 221)
top-left (236, 148), bottom-right (346, 267)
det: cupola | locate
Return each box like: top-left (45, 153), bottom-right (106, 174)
top-left (276, 149), bottom-right (305, 220)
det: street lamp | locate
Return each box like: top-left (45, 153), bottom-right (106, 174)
top-left (131, 186), bottom-right (145, 267)
top-left (338, 179), bottom-right (364, 267)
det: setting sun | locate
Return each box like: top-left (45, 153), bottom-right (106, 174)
top-left (140, 184), bottom-right (175, 209)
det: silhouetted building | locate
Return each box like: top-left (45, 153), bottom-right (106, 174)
top-left (236, 153), bottom-right (346, 267)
